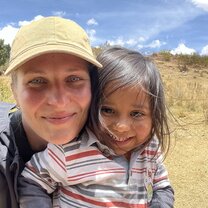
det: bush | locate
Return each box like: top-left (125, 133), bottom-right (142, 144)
top-left (176, 53), bottom-right (208, 67)
top-left (158, 50), bottom-right (172, 62)
top-left (0, 62), bottom-right (8, 74)
top-left (0, 39), bottom-right (10, 73)
top-left (0, 76), bottom-right (14, 103)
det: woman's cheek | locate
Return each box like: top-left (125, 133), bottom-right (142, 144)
top-left (20, 88), bottom-right (47, 106)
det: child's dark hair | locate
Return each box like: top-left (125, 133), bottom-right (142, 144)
top-left (89, 46), bottom-right (170, 156)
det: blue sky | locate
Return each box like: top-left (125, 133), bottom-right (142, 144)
top-left (1, 0), bottom-right (208, 55)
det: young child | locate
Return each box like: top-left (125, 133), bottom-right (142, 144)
top-left (19, 47), bottom-right (174, 208)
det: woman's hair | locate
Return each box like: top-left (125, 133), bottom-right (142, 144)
top-left (10, 71), bottom-right (18, 87)
top-left (89, 46), bottom-right (170, 156)
top-left (86, 64), bottom-right (99, 128)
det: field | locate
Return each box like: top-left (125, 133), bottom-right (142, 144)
top-left (153, 55), bottom-right (208, 208)
top-left (0, 54), bottom-right (208, 207)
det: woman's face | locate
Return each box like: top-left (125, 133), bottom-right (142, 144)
top-left (13, 53), bottom-right (91, 145)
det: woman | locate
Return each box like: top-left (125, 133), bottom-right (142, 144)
top-left (0, 16), bottom-right (101, 208)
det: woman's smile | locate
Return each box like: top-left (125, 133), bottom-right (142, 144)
top-left (42, 112), bottom-right (77, 125)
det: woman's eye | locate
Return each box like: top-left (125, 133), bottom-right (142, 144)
top-left (67, 76), bottom-right (81, 82)
top-left (130, 111), bottom-right (143, 118)
top-left (28, 78), bottom-right (46, 85)
top-left (100, 107), bottom-right (114, 115)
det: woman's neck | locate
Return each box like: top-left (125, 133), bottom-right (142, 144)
top-left (22, 119), bottom-right (48, 152)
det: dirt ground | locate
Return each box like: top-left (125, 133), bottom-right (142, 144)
top-left (164, 113), bottom-right (208, 208)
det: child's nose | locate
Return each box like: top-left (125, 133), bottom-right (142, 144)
top-left (114, 120), bottom-right (131, 133)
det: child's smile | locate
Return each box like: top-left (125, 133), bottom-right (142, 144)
top-left (100, 85), bottom-right (152, 159)
top-left (108, 133), bottom-right (133, 142)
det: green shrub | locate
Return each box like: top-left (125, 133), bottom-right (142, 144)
top-left (158, 50), bottom-right (172, 62)
top-left (176, 53), bottom-right (208, 67)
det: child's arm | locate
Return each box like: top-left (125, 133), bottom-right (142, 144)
top-left (18, 175), bottom-right (52, 208)
top-left (149, 153), bottom-right (174, 208)
top-left (18, 143), bottom-right (67, 207)
top-left (149, 186), bottom-right (174, 208)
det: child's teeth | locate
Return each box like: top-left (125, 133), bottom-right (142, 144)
top-left (110, 134), bottom-right (128, 142)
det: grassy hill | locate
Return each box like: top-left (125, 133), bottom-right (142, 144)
top-left (152, 53), bottom-right (208, 208)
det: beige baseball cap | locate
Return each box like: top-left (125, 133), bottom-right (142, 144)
top-left (5, 16), bottom-right (102, 75)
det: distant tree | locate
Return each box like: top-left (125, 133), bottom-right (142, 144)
top-left (92, 41), bottom-right (112, 57)
top-left (0, 39), bottom-right (10, 66)
top-left (92, 46), bottom-right (102, 57)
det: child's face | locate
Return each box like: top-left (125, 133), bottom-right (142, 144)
top-left (100, 86), bottom-right (152, 159)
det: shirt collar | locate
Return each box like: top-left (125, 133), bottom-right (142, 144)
top-left (80, 128), bottom-right (116, 157)
top-left (79, 128), bottom-right (157, 158)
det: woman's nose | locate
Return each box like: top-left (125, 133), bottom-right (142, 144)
top-left (47, 86), bottom-right (69, 107)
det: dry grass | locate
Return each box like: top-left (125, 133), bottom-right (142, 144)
top-left (154, 58), bottom-right (208, 208)
top-left (165, 123), bottom-right (208, 207)
top-left (0, 76), bottom-right (14, 102)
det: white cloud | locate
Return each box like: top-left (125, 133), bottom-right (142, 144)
top-left (126, 36), bottom-right (146, 46)
top-left (0, 25), bottom-right (18, 45)
top-left (105, 37), bottom-right (166, 51)
top-left (19, 15), bottom-right (44, 27)
top-left (87, 18), bottom-right (98, 26)
top-left (86, 29), bottom-right (97, 44)
top-left (135, 39), bottom-right (166, 50)
top-left (107, 36), bottom-right (147, 48)
top-left (191, 0), bottom-right (208, 12)
top-left (200, 45), bottom-right (208, 55)
top-left (0, 15), bottom-right (44, 45)
top-left (52, 11), bottom-right (66, 17)
top-left (107, 37), bottom-right (125, 46)
top-left (137, 44), bottom-right (144, 49)
top-left (138, 37), bottom-right (146, 42)
top-left (146, 40), bottom-right (166, 48)
top-left (126, 38), bottom-right (138, 46)
top-left (170, 43), bottom-right (196, 55)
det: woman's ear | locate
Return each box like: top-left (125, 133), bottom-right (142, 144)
top-left (11, 83), bottom-right (19, 106)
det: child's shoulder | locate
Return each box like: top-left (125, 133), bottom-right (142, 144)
top-left (60, 139), bottom-right (82, 151)
top-left (139, 136), bottom-right (161, 159)
top-left (147, 136), bottom-right (160, 150)
top-left (53, 129), bottom-right (98, 153)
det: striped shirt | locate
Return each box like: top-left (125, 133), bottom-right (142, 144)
top-left (21, 129), bottom-right (171, 208)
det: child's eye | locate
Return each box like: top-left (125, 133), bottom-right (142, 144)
top-left (100, 107), bottom-right (114, 115)
top-left (130, 111), bottom-right (143, 118)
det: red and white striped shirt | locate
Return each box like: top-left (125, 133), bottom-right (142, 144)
top-left (21, 129), bottom-right (171, 208)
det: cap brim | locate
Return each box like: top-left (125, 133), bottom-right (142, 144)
top-left (5, 44), bottom-right (102, 75)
